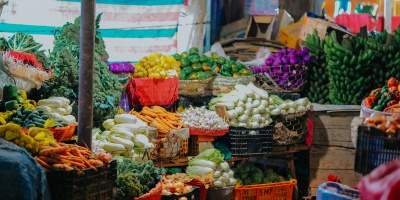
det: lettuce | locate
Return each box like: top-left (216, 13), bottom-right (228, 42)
top-left (195, 149), bottom-right (225, 165)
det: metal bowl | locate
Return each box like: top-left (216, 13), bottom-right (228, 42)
top-left (206, 186), bottom-right (235, 200)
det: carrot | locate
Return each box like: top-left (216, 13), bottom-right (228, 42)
top-left (71, 148), bottom-right (96, 171)
top-left (152, 106), bottom-right (167, 113)
top-left (144, 107), bottom-right (164, 114)
top-left (39, 146), bottom-right (69, 157)
top-left (53, 154), bottom-right (83, 163)
top-left (35, 157), bottom-right (52, 169)
top-left (141, 109), bottom-right (158, 118)
top-left (162, 119), bottom-right (178, 129)
top-left (133, 112), bottom-right (150, 123)
top-left (53, 164), bottom-right (74, 171)
top-left (39, 156), bottom-right (63, 164)
top-left (88, 159), bottom-right (104, 166)
top-left (155, 118), bottom-right (172, 130)
top-left (62, 159), bottom-right (86, 169)
top-left (144, 115), bottom-right (154, 122)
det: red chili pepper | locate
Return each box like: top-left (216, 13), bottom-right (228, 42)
top-left (364, 97), bottom-right (374, 109)
top-left (388, 77), bottom-right (399, 88)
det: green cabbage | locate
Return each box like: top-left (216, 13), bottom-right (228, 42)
top-left (186, 166), bottom-right (214, 175)
top-left (195, 149), bottom-right (225, 164)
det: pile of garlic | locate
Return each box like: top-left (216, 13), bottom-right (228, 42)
top-left (181, 107), bottom-right (229, 130)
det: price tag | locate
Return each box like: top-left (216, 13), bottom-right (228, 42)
top-left (259, 187), bottom-right (273, 198)
top-left (215, 105), bottom-right (230, 123)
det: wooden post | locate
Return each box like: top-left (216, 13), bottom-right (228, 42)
top-left (77, 0), bottom-right (95, 149)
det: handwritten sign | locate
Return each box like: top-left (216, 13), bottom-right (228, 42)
top-left (259, 187), bottom-right (273, 198)
top-left (215, 105), bottom-right (230, 123)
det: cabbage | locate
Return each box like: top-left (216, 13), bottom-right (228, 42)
top-left (133, 134), bottom-right (149, 147)
top-left (189, 159), bottom-right (217, 169)
top-left (114, 114), bottom-right (138, 124)
top-left (102, 119), bottom-right (115, 130)
top-left (186, 166), bottom-right (214, 175)
top-left (195, 149), bottom-right (225, 164)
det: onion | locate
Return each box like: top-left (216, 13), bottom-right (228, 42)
top-left (282, 65), bottom-right (290, 73)
top-left (289, 57), bottom-right (299, 65)
top-left (302, 47), bottom-right (309, 55)
top-left (279, 49), bottom-right (288, 55)
top-left (265, 58), bottom-right (274, 66)
top-left (272, 68), bottom-right (283, 76)
top-left (287, 48), bottom-right (296, 54)
top-left (261, 66), bottom-right (270, 73)
top-left (369, 113), bottom-right (386, 125)
top-left (287, 53), bottom-right (297, 58)
top-left (281, 56), bottom-right (289, 64)
top-left (302, 55), bottom-right (311, 64)
top-left (252, 67), bottom-right (261, 73)
top-left (296, 50), bottom-right (303, 57)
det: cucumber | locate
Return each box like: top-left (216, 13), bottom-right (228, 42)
top-left (41, 115), bottom-right (51, 119)
top-left (37, 110), bottom-right (44, 114)
top-left (12, 118), bottom-right (22, 124)
top-left (28, 114), bottom-right (41, 119)
top-left (22, 110), bottom-right (33, 115)
top-left (33, 122), bottom-right (45, 128)
top-left (25, 123), bottom-right (35, 128)
top-left (33, 118), bottom-right (46, 124)
top-left (61, 122), bottom-right (69, 127)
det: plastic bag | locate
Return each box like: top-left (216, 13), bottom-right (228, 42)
top-left (205, 42), bottom-right (229, 59)
top-left (358, 158), bottom-right (400, 200)
top-left (242, 48), bottom-right (271, 67)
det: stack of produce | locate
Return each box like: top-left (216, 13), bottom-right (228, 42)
top-left (185, 149), bottom-right (237, 187)
top-left (367, 28), bottom-right (400, 87)
top-left (162, 173), bottom-right (211, 195)
top-left (324, 31), bottom-right (373, 104)
top-left (129, 106), bottom-right (186, 134)
top-left (362, 77), bottom-right (400, 112)
top-left (209, 83), bottom-right (274, 128)
top-left (34, 143), bottom-right (112, 171)
top-left (233, 161), bottom-right (291, 185)
top-left (175, 48), bottom-right (253, 80)
top-left (115, 158), bottom-right (163, 199)
top-left (250, 47), bottom-right (310, 90)
top-left (0, 85), bottom-right (69, 129)
top-left (133, 52), bottom-right (181, 79)
top-left (181, 106), bottom-right (229, 133)
top-left (47, 14), bottom-right (123, 123)
top-left (36, 97), bottom-right (76, 125)
top-left (362, 113), bottom-right (400, 137)
top-left (0, 123), bottom-right (57, 155)
top-left (304, 29), bottom-right (331, 104)
top-left (92, 114), bottom-right (154, 157)
top-left (268, 95), bottom-right (312, 116)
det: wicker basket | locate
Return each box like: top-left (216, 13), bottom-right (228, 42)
top-left (254, 64), bottom-right (308, 92)
top-left (179, 78), bottom-right (212, 97)
top-left (207, 75), bottom-right (255, 91)
top-left (135, 181), bottom-right (163, 200)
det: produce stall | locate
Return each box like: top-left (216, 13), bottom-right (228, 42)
top-left (2, 1), bottom-right (400, 199)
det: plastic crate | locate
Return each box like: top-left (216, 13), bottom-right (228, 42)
top-left (269, 92), bottom-right (301, 101)
top-left (46, 160), bottom-right (117, 200)
top-left (162, 187), bottom-right (201, 200)
top-left (316, 182), bottom-right (361, 200)
top-left (355, 126), bottom-right (400, 175)
top-left (179, 138), bottom-right (189, 158)
top-left (272, 112), bottom-right (309, 145)
top-left (218, 126), bottom-right (274, 156)
top-left (231, 180), bottom-right (297, 200)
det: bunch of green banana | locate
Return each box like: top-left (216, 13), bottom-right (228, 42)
top-left (304, 29), bottom-right (331, 104)
top-left (324, 31), bottom-right (374, 105)
top-left (367, 29), bottom-right (400, 88)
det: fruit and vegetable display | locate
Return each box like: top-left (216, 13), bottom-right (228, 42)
top-left (362, 77), bottom-right (400, 112)
top-left (161, 173), bottom-right (211, 195)
top-left (185, 149), bottom-right (237, 187)
top-left (34, 143), bottom-right (112, 172)
top-left (303, 29), bottom-right (331, 104)
top-left (128, 106), bottom-right (186, 135)
top-left (115, 158), bottom-right (163, 199)
top-left (133, 53), bottom-right (181, 79)
top-left (362, 113), bottom-right (400, 137)
top-left (209, 83), bottom-right (274, 128)
top-left (233, 161), bottom-right (291, 185)
top-left (45, 14), bottom-right (123, 123)
top-left (250, 47), bottom-right (310, 90)
top-left (175, 47), bottom-right (253, 80)
top-left (0, 123), bottom-right (57, 155)
top-left (92, 113), bottom-right (154, 157)
top-left (180, 106), bottom-right (229, 132)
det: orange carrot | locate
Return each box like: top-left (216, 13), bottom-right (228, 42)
top-left (53, 164), bottom-right (74, 171)
top-left (71, 148), bottom-right (96, 171)
top-left (39, 156), bottom-right (63, 164)
top-left (141, 109), bottom-right (158, 118)
top-left (88, 159), bottom-right (104, 166)
top-left (155, 118), bottom-right (172, 130)
top-left (35, 157), bottom-right (52, 169)
top-left (39, 146), bottom-right (69, 157)
top-left (62, 159), bottom-right (86, 169)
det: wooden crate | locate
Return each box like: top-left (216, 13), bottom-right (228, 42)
top-left (308, 105), bottom-right (361, 196)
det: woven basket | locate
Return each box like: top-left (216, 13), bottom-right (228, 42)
top-left (207, 75), bottom-right (255, 91)
top-left (179, 78), bottom-right (211, 97)
top-left (254, 64), bottom-right (308, 92)
top-left (135, 181), bottom-right (163, 200)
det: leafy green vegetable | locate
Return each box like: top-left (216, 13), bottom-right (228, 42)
top-left (195, 149), bottom-right (225, 165)
top-left (46, 14), bottom-right (123, 123)
top-left (116, 158), bottom-right (163, 199)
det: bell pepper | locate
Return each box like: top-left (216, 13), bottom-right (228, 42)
top-left (186, 72), bottom-right (198, 80)
top-left (196, 71), bottom-right (207, 80)
top-left (203, 66), bottom-right (211, 71)
top-left (5, 100), bottom-right (19, 111)
top-left (199, 54), bottom-right (208, 62)
top-left (2, 84), bottom-right (18, 101)
top-left (180, 57), bottom-right (190, 67)
top-left (221, 71), bottom-right (232, 77)
top-left (235, 62), bottom-right (244, 69)
top-left (389, 86), bottom-right (398, 94)
top-left (387, 77), bottom-right (399, 88)
top-left (182, 66), bottom-right (194, 75)
top-left (239, 68), bottom-right (251, 75)
top-left (211, 65), bottom-right (220, 75)
top-left (204, 71), bottom-right (212, 78)
top-left (192, 63), bottom-right (203, 72)
top-left (189, 47), bottom-right (199, 55)
top-left (189, 54), bottom-right (200, 64)
top-left (233, 72), bottom-right (241, 78)
top-left (172, 53), bottom-right (181, 61)
top-left (223, 62), bottom-right (233, 70)
top-left (216, 57), bottom-right (227, 65)
top-left (210, 52), bottom-right (218, 59)
top-left (180, 52), bottom-right (190, 59)
top-left (180, 71), bottom-right (187, 80)
top-left (381, 86), bottom-right (389, 93)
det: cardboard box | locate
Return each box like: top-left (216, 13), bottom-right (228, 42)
top-left (220, 18), bottom-right (249, 40)
top-left (299, 16), bottom-right (353, 42)
top-left (278, 20), bottom-right (303, 50)
top-left (245, 0), bottom-right (279, 16)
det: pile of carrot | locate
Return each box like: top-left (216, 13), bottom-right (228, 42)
top-left (129, 106), bottom-right (186, 134)
top-left (34, 143), bottom-right (104, 171)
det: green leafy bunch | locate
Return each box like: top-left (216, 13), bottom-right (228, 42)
top-left (48, 13), bottom-right (122, 122)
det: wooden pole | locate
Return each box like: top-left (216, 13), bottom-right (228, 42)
top-left (77, 0), bottom-right (95, 149)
